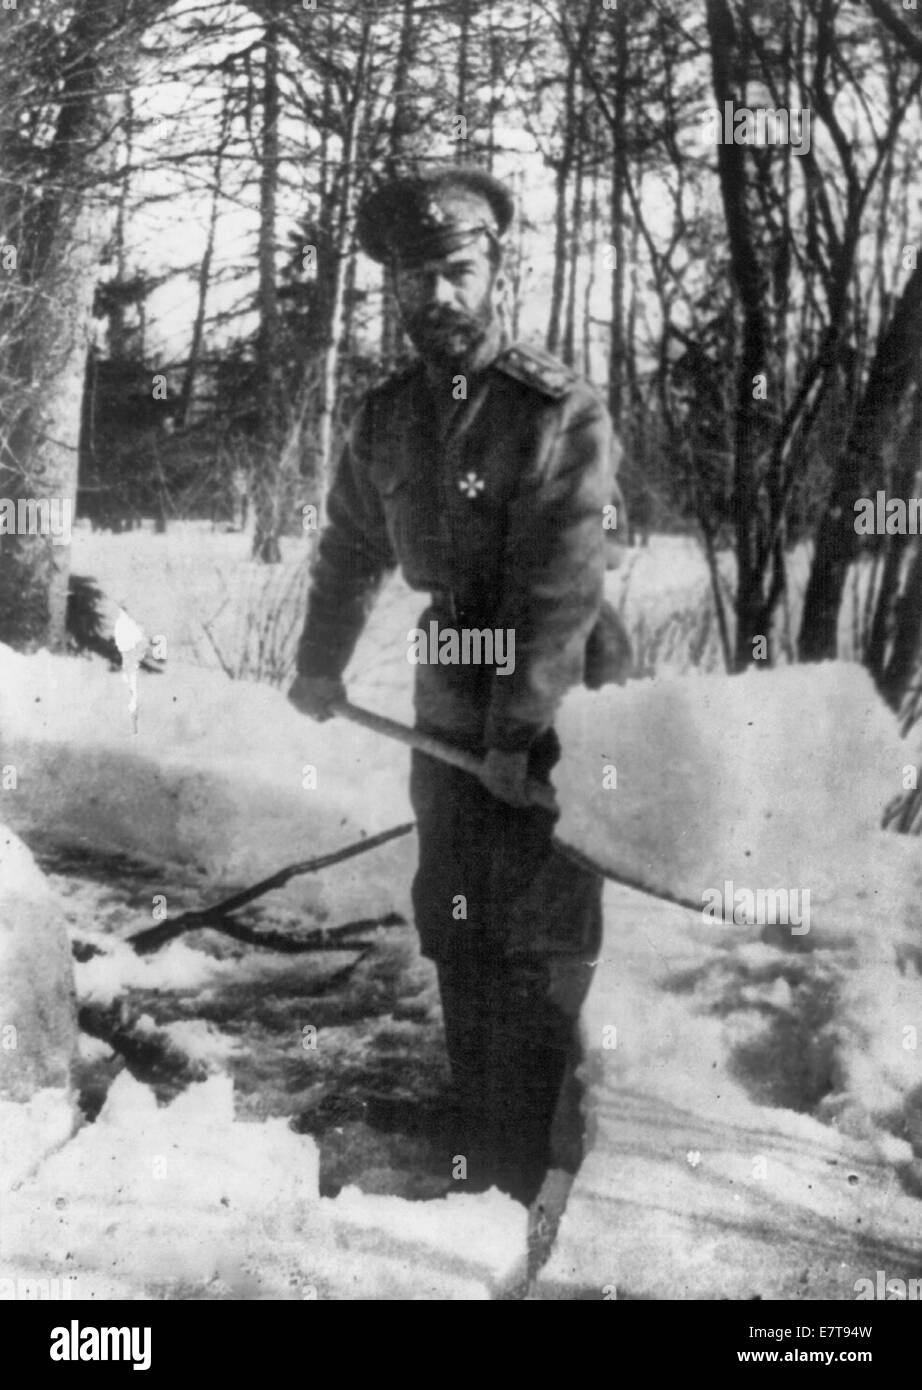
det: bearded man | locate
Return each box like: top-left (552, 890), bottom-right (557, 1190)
top-left (289, 167), bottom-right (626, 1205)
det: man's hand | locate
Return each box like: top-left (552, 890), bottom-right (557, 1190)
top-left (479, 749), bottom-right (533, 808)
top-left (288, 674), bottom-right (345, 722)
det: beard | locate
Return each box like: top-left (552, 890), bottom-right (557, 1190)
top-left (402, 301), bottom-right (494, 366)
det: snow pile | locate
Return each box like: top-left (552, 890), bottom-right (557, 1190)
top-left (533, 664), bottom-right (922, 1297)
top-left (0, 1089), bottom-right (75, 1196)
top-left (0, 830), bottom-right (82, 1193)
top-left (0, 827), bottom-right (77, 1150)
top-left (1, 1071), bottom-right (526, 1300)
top-left (6, 644), bottom-right (907, 940)
top-left (321, 1186), bottom-right (527, 1300)
top-left (0, 825), bottom-right (54, 902)
top-left (554, 661), bottom-right (912, 925)
top-left (0, 642), bottom-right (414, 923)
top-left (550, 664), bottom-right (922, 1150)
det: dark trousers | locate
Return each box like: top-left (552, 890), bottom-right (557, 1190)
top-left (409, 728), bottom-right (603, 1203)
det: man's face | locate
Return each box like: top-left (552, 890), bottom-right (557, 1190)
top-left (392, 236), bottom-right (500, 365)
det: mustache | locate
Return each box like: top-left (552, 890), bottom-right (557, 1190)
top-left (412, 309), bottom-right (479, 333)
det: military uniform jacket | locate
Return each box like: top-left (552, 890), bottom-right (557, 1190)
top-left (296, 339), bottom-right (622, 753)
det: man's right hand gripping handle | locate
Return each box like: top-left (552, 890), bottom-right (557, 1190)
top-left (287, 674), bottom-right (346, 722)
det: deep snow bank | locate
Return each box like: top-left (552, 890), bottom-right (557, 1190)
top-left (0, 643), bottom-right (415, 928)
top-left (554, 663), bottom-right (922, 1154)
top-left (2, 1072), bottom-right (526, 1300)
top-left (5, 647), bottom-right (908, 924)
top-left (537, 666), bottom-right (922, 1296)
top-left (0, 826), bottom-right (77, 1100)
top-left (554, 662), bottom-right (914, 927)
top-left (0, 827), bottom-right (78, 1189)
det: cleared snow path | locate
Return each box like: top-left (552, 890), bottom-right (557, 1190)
top-left (537, 884), bottom-right (922, 1299)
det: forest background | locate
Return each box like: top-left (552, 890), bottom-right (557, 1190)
top-left (1, 0), bottom-right (921, 712)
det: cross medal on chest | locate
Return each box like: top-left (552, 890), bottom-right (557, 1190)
top-left (458, 471), bottom-right (485, 499)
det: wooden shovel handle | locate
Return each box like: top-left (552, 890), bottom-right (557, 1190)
top-left (331, 702), bottom-right (707, 910)
top-left (330, 699), bottom-right (558, 814)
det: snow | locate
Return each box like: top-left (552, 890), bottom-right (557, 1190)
top-left (63, 523), bottom-right (868, 681)
top-left (536, 882), bottom-right (922, 1300)
top-left (2, 522), bottom-right (920, 1298)
top-left (5, 635), bottom-right (903, 936)
top-left (535, 664), bottom-right (922, 1296)
top-left (73, 936), bottom-right (254, 1007)
top-left (0, 832), bottom-right (78, 1188)
top-left (1, 1070), bottom-right (526, 1300)
top-left (0, 641), bottom-right (414, 959)
top-left (0, 626), bottom-right (526, 1296)
top-left (0, 828), bottom-right (78, 1106)
top-left (152, 1018), bottom-right (241, 1068)
top-left (0, 1090), bottom-right (75, 1194)
top-left (554, 662), bottom-right (908, 907)
top-left (0, 828), bottom-right (55, 901)
top-left (0, 643), bottom-right (412, 876)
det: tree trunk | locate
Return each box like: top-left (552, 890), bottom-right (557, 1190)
top-left (381, 0), bottom-right (417, 364)
top-left (546, 53), bottom-right (577, 355)
top-left (879, 537), bottom-right (922, 709)
top-left (107, 90), bottom-right (134, 364)
top-left (0, 6), bottom-right (120, 649)
top-left (314, 17), bottom-right (372, 511)
top-left (582, 163), bottom-right (600, 378)
top-left (706, 0), bottom-right (771, 669)
top-left (456, 0), bottom-right (471, 158)
top-left (863, 387), bottom-right (921, 684)
top-left (798, 264), bottom-right (922, 661)
top-left (608, 0), bottom-right (628, 425)
top-left (252, 16), bottom-right (285, 564)
top-left (561, 105), bottom-right (584, 369)
top-left (177, 94), bottom-right (230, 431)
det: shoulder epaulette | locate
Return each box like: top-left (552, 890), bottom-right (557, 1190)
top-left (494, 342), bottom-right (578, 400)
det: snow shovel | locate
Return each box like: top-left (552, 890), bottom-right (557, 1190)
top-left (125, 701), bottom-right (700, 960)
top-left (330, 698), bottom-right (702, 912)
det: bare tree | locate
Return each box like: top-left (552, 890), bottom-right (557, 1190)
top-left (0, 0), bottom-right (163, 648)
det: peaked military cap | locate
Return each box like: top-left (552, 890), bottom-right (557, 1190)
top-left (356, 167), bottom-right (515, 267)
